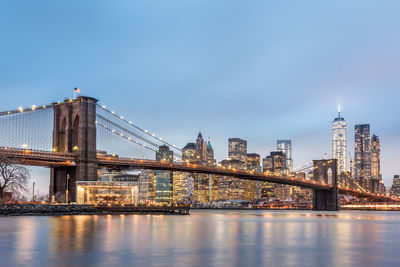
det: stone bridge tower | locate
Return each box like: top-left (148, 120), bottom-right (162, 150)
top-left (50, 96), bottom-right (98, 203)
top-left (312, 159), bottom-right (339, 211)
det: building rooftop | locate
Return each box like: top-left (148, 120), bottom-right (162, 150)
top-left (183, 143), bottom-right (196, 150)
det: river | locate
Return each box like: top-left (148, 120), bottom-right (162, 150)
top-left (0, 210), bottom-right (399, 266)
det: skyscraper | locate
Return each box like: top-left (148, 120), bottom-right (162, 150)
top-left (155, 145), bottom-right (174, 204)
top-left (246, 153), bottom-right (261, 201)
top-left (371, 134), bottom-right (381, 180)
top-left (206, 138), bottom-right (216, 166)
top-left (354, 124), bottom-right (371, 190)
top-left (391, 175), bottom-right (400, 196)
top-left (228, 138), bottom-right (247, 165)
top-left (370, 134), bottom-right (384, 194)
top-left (277, 140), bottom-right (292, 171)
top-left (196, 132), bottom-right (206, 163)
top-left (332, 107), bottom-right (347, 175)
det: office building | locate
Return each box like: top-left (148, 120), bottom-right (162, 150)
top-left (332, 108), bottom-right (347, 175)
top-left (228, 138), bottom-right (247, 165)
top-left (155, 145), bottom-right (174, 204)
top-left (277, 140), bottom-right (293, 171)
top-left (354, 124), bottom-right (371, 190)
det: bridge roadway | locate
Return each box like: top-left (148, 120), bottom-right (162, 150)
top-left (0, 147), bottom-right (397, 202)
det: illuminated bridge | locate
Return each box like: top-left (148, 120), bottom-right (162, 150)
top-left (0, 96), bottom-right (397, 210)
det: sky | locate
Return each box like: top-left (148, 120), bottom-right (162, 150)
top-left (0, 1), bottom-right (399, 193)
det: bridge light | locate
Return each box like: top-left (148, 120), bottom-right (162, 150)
top-left (144, 130), bottom-right (148, 133)
top-left (21, 144), bottom-right (27, 148)
top-left (120, 116), bottom-right (124, 119)
top-left (112, 129), bottom-right (116, 133)
top-left (102, 105), bottom-right (106, 109)
top-left (43, 105), bottom-right (46, 108)
top-left (152, 133), bottom-right (155, 137)
top-left (18, 107), bottom-right (23, 112)
top-left (129, 121), bottom-right (132, 124)
top-left (94, 120), bottom-right (98, 124)
top-left (111, 111), bottom-right (115, 114)
top-left (159, 138), bottom-right (162, 141)
top-left (31, 105), bottom-right (36, 110)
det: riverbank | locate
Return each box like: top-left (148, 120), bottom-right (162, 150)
top-left (0, 204), bottom-right (190, 216)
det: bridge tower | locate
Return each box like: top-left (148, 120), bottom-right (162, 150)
top-left (50, 96), bottom-right (98, 203)
top-left (312, 159), bottom-right (339, 211)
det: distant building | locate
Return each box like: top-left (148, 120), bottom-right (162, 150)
top-left (218, 159), bottom-right (246, 201)
top-left (370, 135), bottom-right (384, 194)
top-left (155, 145), bottom-right (174, 204)
top-left (246, 153), bottom-right (261, 200)
top-left (181, 134), bottom-right (217, 203)
top-left (196, 132), bottom-right (207, 163)
top-left (332, 108), bottom-right (347, 175)
top-left (277, 140), bottom-right (292, 171)
top-left (228, 138), bottom-right (247, 165)
top-left (354, 124), bottom-right (371, 191)
top-left (391, 175), bottom-right (400, 196)
top-left (371, 135), bottom-right (381, 180)
top-left (139, 169), bottom-right (156, 203)
top-left (182, 143), bottom-right (196, 163)
top-left (206, 138), bottom-right (216, 166)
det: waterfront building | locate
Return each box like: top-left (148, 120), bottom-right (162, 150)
top-left (277, 140), bottom-right (293, 171)
top-left (391, 175), bottom-right (400, 196)
top-left (332, 108), bottom-right (347, 175)
top-left (173, 172), bottom-right (189, 203)
top-left (354, 124), bottom-right (371, 191)
top-left (139, 169), bottom-right (156, 203)
top-left (155, 145), bottom-right (174, 204)
top-left (76, 181), bottom-right (139, 205)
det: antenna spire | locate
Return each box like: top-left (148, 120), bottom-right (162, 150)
top-left (338, 104), bottom-right (341, 118)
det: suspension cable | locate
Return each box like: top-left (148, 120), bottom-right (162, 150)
top-left (97, 104), bottom-right (182, 152)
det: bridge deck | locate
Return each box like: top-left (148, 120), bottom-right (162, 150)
top-left (0, 148), bottom-right (397, 202)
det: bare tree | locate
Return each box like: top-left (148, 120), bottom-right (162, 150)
top-left (0, 157), bottom-right (30, 203)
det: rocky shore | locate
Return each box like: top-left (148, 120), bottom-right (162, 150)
top-left (0, 204), bottom-right (190, 216)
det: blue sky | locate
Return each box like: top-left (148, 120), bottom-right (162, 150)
top-left (1, 1), bottom-right (399, 193)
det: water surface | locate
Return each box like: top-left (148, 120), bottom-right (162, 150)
top-left (0, 210), bottom-right (399, 266)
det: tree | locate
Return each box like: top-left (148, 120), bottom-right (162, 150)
top-left (0, 157), bottom-right (30, 203)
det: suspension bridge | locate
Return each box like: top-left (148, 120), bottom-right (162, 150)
top-left (0, 96), bottom-right (397, 210)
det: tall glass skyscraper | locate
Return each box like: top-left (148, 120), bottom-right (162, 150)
top-left (332, 107), bottom-right (347, 175)
top-left (277, 140), bottom-right (292, 171)
top-left (354, 124), bottom-right (371, 185)
top-left (155, 145), bottom-right (174, 204)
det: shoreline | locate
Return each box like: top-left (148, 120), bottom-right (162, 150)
top-left (0, 204), bottom-right (190, 216)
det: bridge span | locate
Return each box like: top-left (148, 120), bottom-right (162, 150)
top-left (0, 147), bottom-right (396, 205)
top-left (0, 96), bottom-right (397, 210)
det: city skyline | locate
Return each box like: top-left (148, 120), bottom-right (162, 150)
top-left (1, 1), bottom-right (399, 192)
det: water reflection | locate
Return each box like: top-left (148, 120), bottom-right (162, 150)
top-left (0, 211), bottom-right (399, 266)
